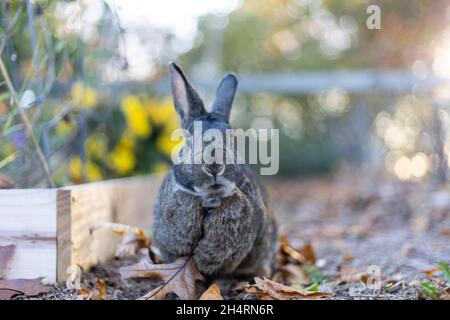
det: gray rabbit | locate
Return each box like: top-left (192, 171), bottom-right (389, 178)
top-left (153, 63), bottom-right (278, 277)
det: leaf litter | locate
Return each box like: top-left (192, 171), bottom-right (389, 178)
top-left (18, 171), bottom-right (450, 299)
top-left (0, 245), bottom-right (51, 300)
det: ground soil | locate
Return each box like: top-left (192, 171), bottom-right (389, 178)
top-left (18, 170), bottom-right (450, 300)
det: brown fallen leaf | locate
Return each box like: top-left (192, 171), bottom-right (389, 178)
top-left (78, 278), bottom-right (107, 300)
top-left (439, 228), bottom-right (450, 237)
top-left (247, 277), bottom-right (334, 300)
top-left (199, 283), bottom-right (223, 300)
top-left (298, 243), bottom-right (316, 264)
top-left (335, 266), bottom-right (365, 284)
top-left (96, 278), bottom-right (107, 299)
top-left (423, 267), bottom-right (440, 277)
top-left (0, 245), bottom-right (15, 276)
top-left (90, 222), bottom-right (151, 258)
top-left (119, 256), bottom-right (204, 300)
top-left (231, 281), bottom-right (251, 292)
top-left (280, 264), bottom-right (309, 285)
top-left (245, 286), bottom-right (275, 300)
top-left (0, 278), bottom-right (52, 300)
top-left (278, 235), bottom-right (306, 264)
top-left (343, 253), bottom-right (353, 261)
top-left (279, 235), bottom-right (317, 266)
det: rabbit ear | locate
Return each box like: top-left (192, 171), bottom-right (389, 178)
top-left (169, 62), bottom-right (205, 127)
top-left (212, 74), bottom-right (238, 122)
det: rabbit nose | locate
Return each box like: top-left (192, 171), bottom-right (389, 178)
top-left (202, 164), bottom-right (225, 177)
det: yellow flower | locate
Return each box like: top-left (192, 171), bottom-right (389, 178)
top-left (71, 81), bottom-right (98, 109)
top-left (85, 134), bottom-right (107, 158)
top-left (68, 156), bottom-right (103, 182)
top-left (55, 119), bottom-right (77, 136)
top-left (151, 162), bottom-right (170, 176)
top-left (121, 95), bottom-right (151, 138)
top-left (87, 161), bottom-right (103, 182)
top-left (108, 145), bottom-right (136, 175)
top-left (147, 97), bottom-right (178, 127)
top-left (118, 130), bottom-right (135, 149)
top-left (68, 156), bottom-right (83, 180)
top-left (164, 116), bottom-right (181, 134)
top-left (156, 133), bottom-right (184, 158)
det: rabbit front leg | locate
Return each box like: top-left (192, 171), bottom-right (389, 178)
top-left (193, 192), bottom-right (258, 275)
top-left (153, 193), bottom-right (203, 262)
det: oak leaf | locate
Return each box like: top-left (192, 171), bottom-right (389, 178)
top-left (119, 256), bottom-right (204, 300)
top-left (199, 282), bottom-right (223, 300)
top-left (0, 278), bottom-right (52, 300)
top-left (0, 245), bottom-right (51, 299)
top-left (246, 277), bottom-right (334, 300)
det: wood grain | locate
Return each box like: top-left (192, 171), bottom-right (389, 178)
top-left (58, 175), bottom-right (162, 281)
top-left (0, 175), bottom-right (162, 283)
top-left (0, 189), bottom-right (57, 283)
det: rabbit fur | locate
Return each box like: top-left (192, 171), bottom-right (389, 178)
top-left (153, 63), bottom-right (278, 277)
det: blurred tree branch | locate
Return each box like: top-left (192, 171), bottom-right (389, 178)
top-left (0, 49), bottom-right (55, 188)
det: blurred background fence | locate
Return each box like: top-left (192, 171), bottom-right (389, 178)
top-left (1, 0), bottom-right (450, 188)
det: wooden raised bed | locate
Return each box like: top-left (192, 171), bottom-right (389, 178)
top-left (0, 176), bottom-right (161, 283)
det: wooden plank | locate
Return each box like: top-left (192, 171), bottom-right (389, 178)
top-left (56, 175), bottom-right (162, 281)
top-left (0, 175), bottom-right (162, 282)
top-left (56, 190), bottom-right (71, 282)
top-left (0, 189), bottom-right (57, 283)
top-left (110, 175), bottom-right (162, 230)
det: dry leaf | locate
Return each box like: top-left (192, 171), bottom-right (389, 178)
top-left (279, 235), bottom-right (306, 264)
top-left (423, 267), bottom-right (440, 277)
top-left (279, 235), bottom-right (317, 265)
top-left (439, 228), bottom-right (450, 237)
top-left (119, 256), bottom-right (204, 300)
top-left (0, 245), bottom-right (15, 276)
top-left (280, 264), bottom-right (309, 285)
top-left (231, 281), bottom-right (251, 291)
top-left (90, 222), bottom-right (150, 258)
top-left (298, 243), bottom-right (316, 264)
top-left (66, 265), bottom-right (83, 290)
top-left (245, 286), bottom-right (275, 300)
top-left (0, 246), bottom-right (51, 300)
top-left (199, 283), bottom-right (223, 300)
top-left (247, 277), bottom-right (334, 300)
top-left (343, 253), bottom-right (353, 261)
top-left (78, 278), bottom-right (107, 300)
top-left (96, 278), bottom-right (107, 299)
top-left (0, 278), bottom-right (52, 300)
top-left (336, 266), bottom-right (364, 284)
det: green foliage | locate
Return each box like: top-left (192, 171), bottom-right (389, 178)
top-left (303, 263), bottom-right (326, 284)
top-left (439, 262), bottom-right (450, 284)
top-left (421, 282), bottom-right (440, 300)
top-left (420, 262), bottom-right (450, 300)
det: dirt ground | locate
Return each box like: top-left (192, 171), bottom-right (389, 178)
top-left (19, 170), bottom-right (450, 300)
